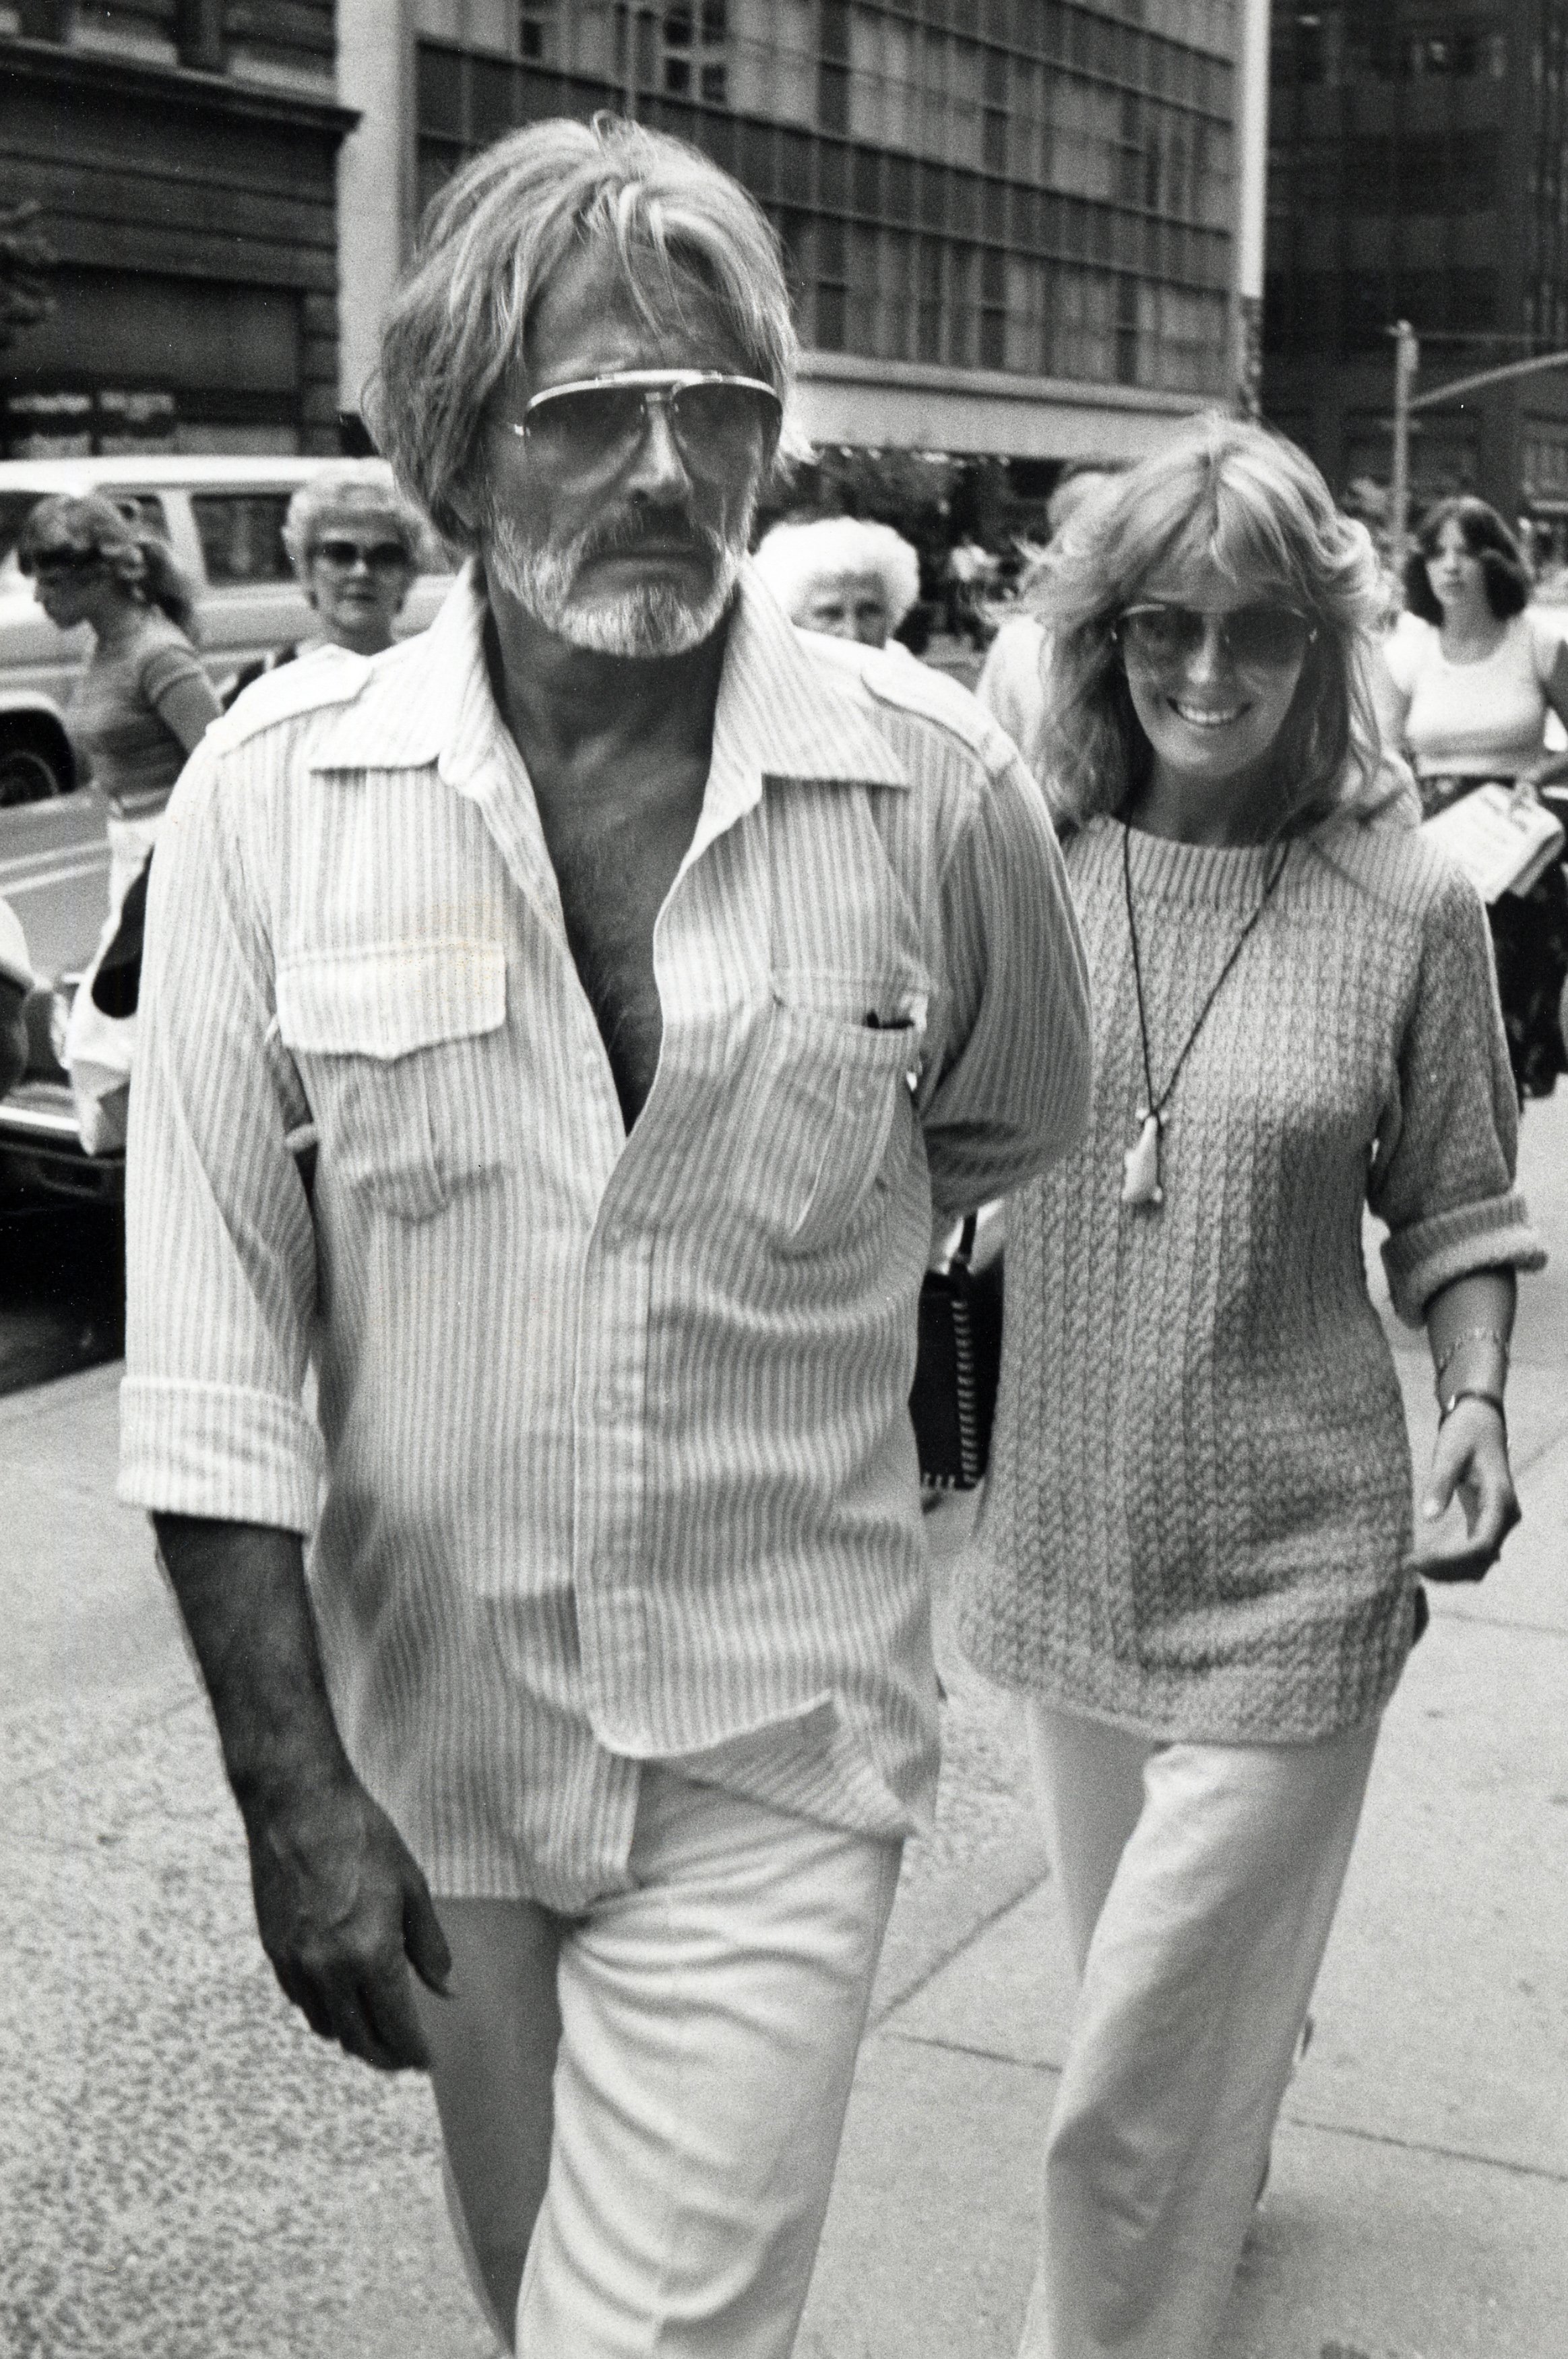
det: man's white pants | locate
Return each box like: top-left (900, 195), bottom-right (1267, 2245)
top-left (419, 1767), bottom-right (901, 2358)
top-left (1017, 1703), bottom-right (1379, 2359)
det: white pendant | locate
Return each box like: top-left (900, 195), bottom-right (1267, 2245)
top-left (1121, 1108), bottom-right (1164, 1208)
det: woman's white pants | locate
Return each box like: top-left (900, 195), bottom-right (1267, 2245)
top-left (1017, 1703), bottom-right (1379, 2359)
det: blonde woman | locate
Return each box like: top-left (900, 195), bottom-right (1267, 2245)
top-left (222, 460), bottom-right (431, 704)
top-left (955, 419), bottom-right (1543, 2359)
top-left (20, 493), bottom-right (219, 1151)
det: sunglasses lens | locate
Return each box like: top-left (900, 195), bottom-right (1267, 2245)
top-left (527, 385), bottom-right (650, 472)
top-left (524, 379), bottom-right (781, 477)
top-left (668, 380), bottom-right (781, 469)
top-left (30, 547), bottom-right (95, 578)
top-left (1119, 603), bottom-right (1309, 671)
top-left (318, 539), bottom-right (409, 574)
top-left (1119, 607), bottom-right (1201, 668)
top-left (1226, 605), bottom-right (1311, 667)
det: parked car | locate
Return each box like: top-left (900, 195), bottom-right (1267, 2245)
top-left (0, 454), bottom-right (451, 1199)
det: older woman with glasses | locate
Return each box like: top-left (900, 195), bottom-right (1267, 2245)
top-left (222, 460), bottom-right (430, 706)
top-left (18, 491), bottom-right (220, 1151)
top-left (953, 418), bottom-right (1543, 2359)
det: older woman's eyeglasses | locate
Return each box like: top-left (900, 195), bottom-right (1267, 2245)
top-left (24, 545), bottom-right (102, 580)
top-left (1114, 603), bottom-right (1315, 673)
top-left (507, 369), bottom-right (783, 481)
top-left (314, 538), bottom-right (412, 576)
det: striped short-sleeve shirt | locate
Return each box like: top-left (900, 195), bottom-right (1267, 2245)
top-left (120, 566), bottom-right (1090, 1907)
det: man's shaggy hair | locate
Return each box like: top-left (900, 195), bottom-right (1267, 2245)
top-left (369, 114), bottom-right (797, 550)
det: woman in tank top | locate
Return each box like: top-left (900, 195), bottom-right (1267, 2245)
top-left (18, 493), bottom-right (220, 1151)
top-left (1379, 495), bottom-right (1568, 1099)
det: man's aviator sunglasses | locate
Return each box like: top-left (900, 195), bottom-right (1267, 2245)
top-left (507, 369), bottom-right (783, 479)
top-left (1113, 602), bottom-right (1317, 673)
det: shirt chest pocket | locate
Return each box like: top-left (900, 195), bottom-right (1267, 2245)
top-left (735, 974), bottom-right (925, 1254)
top-left (276, 941), bottom-right (509, 1223)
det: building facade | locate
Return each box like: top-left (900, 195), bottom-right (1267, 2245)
top-left (339, 0), bottom-right (1255, 476)
top-left (1265, 0), bottom-right (1568, 533)
top-left (0, 2), bottom-right (356, 457)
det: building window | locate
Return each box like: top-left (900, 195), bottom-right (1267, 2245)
top-left (412, 0), bottom-right (1236, 401)
top-left (66, 3), bottom-right (180, 67)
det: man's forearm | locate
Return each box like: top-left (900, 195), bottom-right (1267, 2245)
top-left (153, 1513), bottom-right (450, 2071)
top-left (153, 1514), bottom-right (353, 1816)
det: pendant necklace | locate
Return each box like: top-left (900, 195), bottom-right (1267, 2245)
top-left (1119, 823), bottom-right (1291, 1211)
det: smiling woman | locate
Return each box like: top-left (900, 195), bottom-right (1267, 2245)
top-left (953, 414), bottom-right (1546, 2359)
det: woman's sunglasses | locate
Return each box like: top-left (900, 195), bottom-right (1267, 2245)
top-left (507, 369), bottom-right (783, 482)
top-left (1113, 602), bottom-right (1316, 673)
top-left (23, 545), bottom-right (102, 580)
top-left (314, 538), bottom-right (412, 576)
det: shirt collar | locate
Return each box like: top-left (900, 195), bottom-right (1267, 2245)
top-left (308, 556), bottom-right (911, 805)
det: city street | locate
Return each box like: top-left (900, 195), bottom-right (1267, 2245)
top-left (0, 1091), bottom-right (1563, 2358)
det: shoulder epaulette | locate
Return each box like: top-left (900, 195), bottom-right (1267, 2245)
top-left (205, 648), bottom-right (373, 754)
top-left (855, 640), bottom-right (1017, 772)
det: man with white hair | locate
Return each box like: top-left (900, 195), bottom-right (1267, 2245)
top-left (121, 115), bottom-right (1090, 2356)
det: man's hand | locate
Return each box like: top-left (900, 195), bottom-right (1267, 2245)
top-left (152, 1513), bottom-right (451, 2073)
top-left (1414, 1399), bottom-right (1520, 1583)
top-left (245, 1769), bottom-right (451, 2071)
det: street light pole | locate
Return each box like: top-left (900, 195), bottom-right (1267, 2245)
top-left (1389, 320), bottom-right (1418, 574)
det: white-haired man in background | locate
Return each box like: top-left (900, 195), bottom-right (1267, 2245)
top-left (121, 116), bottom-right (1090, 2356)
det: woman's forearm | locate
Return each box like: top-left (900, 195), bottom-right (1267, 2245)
top-left (1423, 1268), bottom-right (1516, 1409)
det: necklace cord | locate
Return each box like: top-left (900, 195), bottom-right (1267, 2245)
top-left (1121, 825), bottom-right (1291, 1121)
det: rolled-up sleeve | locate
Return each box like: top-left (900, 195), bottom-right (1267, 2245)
top-left (1371, 862), bottom-right (1546, 1324)
top-left (119, 741), bottom-right (322, 1529)
top-left (920, 751), bottom-right (1092, 1216)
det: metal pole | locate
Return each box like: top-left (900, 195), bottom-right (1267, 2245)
top-left (1230, 0), bottom-right (1270, 417)
top-left (621, 3), bottom-right (637, 120)
top-left (1408, 341), bottom-right (1568, 411)
top-left (1389, 321), bottom-right (1418, 574)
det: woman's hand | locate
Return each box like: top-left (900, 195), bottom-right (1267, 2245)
top-left (1415, 1399), bottom-right (1520, 1581)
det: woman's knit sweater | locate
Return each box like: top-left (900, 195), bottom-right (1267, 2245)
top-left (957, 806), bottom-right (1545, 1744)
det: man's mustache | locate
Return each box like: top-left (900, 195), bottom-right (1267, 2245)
top-left (570, 510), bottom-right (728, 568)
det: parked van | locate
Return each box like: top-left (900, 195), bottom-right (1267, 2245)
top-left (0, 454), bottom-right (449, 801)
top-left (0, 455), bottom-right (451, 1197)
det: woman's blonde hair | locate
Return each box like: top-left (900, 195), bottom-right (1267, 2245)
top-left (18, 492), bottom-right (200, 639)
top-left (1034, 416), bottom-right (1387, 831)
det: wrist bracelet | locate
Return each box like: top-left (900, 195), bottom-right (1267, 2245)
top-left (1439, 1387), bottom-right (1507, 1431)
top-left (1434, 1325), bottom-right (1510, 1384)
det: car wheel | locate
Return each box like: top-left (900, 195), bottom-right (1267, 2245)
top-left (0, 739), bottom-right (65, 807)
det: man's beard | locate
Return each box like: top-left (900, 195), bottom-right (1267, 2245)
top-left (487, 498), bottom-right (753, 657)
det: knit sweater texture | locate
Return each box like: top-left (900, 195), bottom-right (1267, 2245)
top-left (958, 805), bottom-right (1545, 1744)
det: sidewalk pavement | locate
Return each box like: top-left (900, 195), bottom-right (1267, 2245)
top-left (2, 1096), bottom-right (1565, 2359)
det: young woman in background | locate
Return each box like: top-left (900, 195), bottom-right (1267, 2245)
top-left (1379, 494), bottom-right (1568, 1102)
top-left (20, 493), bottom-right (219, 1152)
